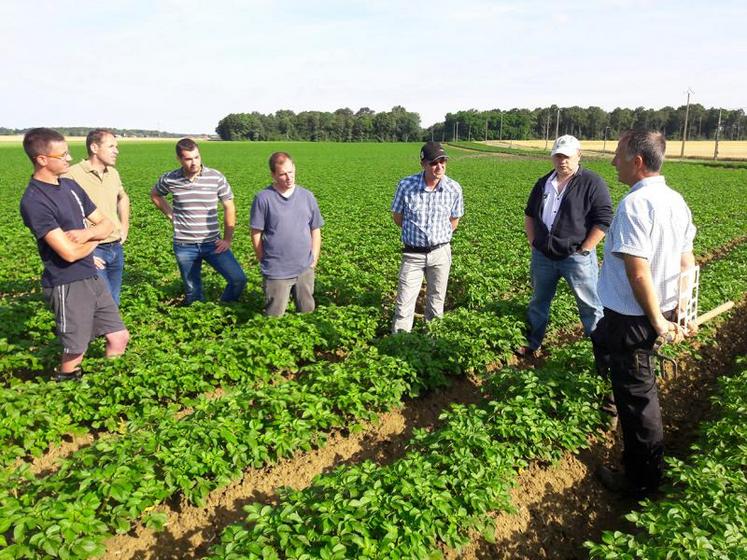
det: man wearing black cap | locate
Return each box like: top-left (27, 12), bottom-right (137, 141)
top-left (519, 134), bottom-right (612, 356)
top-left (391, 142), bottom-right (464, 332)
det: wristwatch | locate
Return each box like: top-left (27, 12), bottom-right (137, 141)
top-left (577, 249), bottom-right (591, 256)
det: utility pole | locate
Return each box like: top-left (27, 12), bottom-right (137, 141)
top-left (713, 108), bottom-right (722, 160)
top-left (468, 123), bottom-right (471, 142)
top-left (485, 119), bottom-right (488, 142)
top-left (554, 107), bottom-right (560, 140)
top-left (680, 87), bottom-right (694, 157)
top-left (499, 112), bottom-right (503, 141)
top-left (544, 113), bottom-right (550, 150)
top-left (455, 121), bottom-right (459, 142)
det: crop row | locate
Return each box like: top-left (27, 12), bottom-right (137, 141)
top-left (0, 304), bottom-right (380, 467)
top-left (202, 241), bottom-right (747, 559)
top-left (205, 341), bottom-right (606, 559)
top-left (0, 310), bottom-right (525, 560)
top-left (586, 356), bottom-right (747, 560)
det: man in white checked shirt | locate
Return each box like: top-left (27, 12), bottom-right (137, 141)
top-left (592, 129), bottom-right (697, 497)
top-left (391, 142), bottom-right (464, 332)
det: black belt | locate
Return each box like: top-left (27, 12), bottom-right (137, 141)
top-left (98, 240), bottom-right (121, 247)
top-left (403, 242), bottom-right (448, 254)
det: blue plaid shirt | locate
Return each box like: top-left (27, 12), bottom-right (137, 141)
top-left (391, 172), bottom-right (464, 247)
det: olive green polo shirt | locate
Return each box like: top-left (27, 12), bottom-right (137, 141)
top-left (63, 160), bottom-right (126, 243)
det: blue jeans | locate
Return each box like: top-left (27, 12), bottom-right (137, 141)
top-left (94, 242), bottom-right (124, 306)
top-left (527, 248), bottom-right (603, 349)
top-left (173, 241), bottom-right (247, 304)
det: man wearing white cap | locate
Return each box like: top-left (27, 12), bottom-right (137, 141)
top-left (518, 135), bottom-right (612, 356)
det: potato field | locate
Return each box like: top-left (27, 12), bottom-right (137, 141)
top-left (0, 141), bottom-right (745, 559)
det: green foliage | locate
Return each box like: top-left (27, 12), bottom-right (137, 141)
top-left (586, 358), bottom-right (747, 560)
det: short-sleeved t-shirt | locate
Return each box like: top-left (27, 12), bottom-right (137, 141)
top-left (153, 166), bottom-right (233, 243)
top-left (250, 185), bottom-right (324, 279)
top-left (598, 175), bottom-right (696, 315)
top-left (20, 177), bottom-right (98, 288)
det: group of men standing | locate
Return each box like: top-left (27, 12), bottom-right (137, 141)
top-left (522, 131), bottom-right (697, 498)
top-left (19, 129), bottom-right (325, 380)
top-left (20, 128), bottom-right (695, 499)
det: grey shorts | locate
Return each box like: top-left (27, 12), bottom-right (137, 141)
top-left (43, 276), bottom-right (126, 355)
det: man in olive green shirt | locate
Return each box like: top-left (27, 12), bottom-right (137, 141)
top-left (63, 129), bottom-right (129, 304)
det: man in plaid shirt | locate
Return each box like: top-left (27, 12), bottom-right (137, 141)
top-left (391, 142), bottom-right (464, 332)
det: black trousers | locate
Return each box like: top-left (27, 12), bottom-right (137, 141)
top-left (591, 307), bottom-right (673, 491)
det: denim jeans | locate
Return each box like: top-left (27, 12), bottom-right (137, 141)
top-left (173, 241), bottom-right (247, 304)
top-left (94, 241), bottom-right (124, 306)
top-left (526, 248), bottom-right (603, 349)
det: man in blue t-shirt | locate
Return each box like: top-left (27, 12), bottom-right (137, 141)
top-left (250, 152), bottom-right (324, 316)
top-left (19, 128), bottom-right (130, 381)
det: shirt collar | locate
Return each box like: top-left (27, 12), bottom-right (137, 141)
top-left (80, 159), bottom-right (109, 177)
top-left (420, 171), bottom-right (444, 192)
top-left (630, 174), bottom-right (666, 193)
top-left (180, 165), bottom-right (204, 181)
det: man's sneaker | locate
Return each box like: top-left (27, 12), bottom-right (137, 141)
top-left (596, 465), bottom-right (651, 498)
top-left (53, 367), bottom-right (82, 383)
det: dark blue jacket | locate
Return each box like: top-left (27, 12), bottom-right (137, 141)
top-left (524, 166), bottom-right (612, 260)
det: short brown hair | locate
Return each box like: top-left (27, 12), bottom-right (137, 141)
top-left (268, 151), bottom-right (293, 173)
top-left (23, 128), bottom-right (65, 163)
top-left (86, 128), bottom-right (115, 156)
top-left (619, 129), bottom-right (666, 173)
top-left (176, 138), bottom-right (199, 157)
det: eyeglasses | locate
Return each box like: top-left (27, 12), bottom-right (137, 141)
top-left (44, 151), bottom-right (70, 160)
top-left (428, 158), bottom-right (447, 166)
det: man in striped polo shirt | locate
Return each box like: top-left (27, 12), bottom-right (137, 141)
top-left (391, 142), bottom-right (464, 332)
top-left (150, 138), bottom-right (247, 304)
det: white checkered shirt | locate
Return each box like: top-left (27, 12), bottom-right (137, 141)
top-left (598, 175), bottom-right (696, 315)
top-left (391, 172), bottom-right (464, 247)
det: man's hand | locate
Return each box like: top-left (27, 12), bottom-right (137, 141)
top-left (214, 239), bottom-right (232, 253)
top-left (65, 229), bottom-right (91, 244)
top-left (93, 256), bottom-right (106, 270)
top-left (120, 230), bottom-right (128, 245)
top-left (654, 319), bottom-right (686, 344)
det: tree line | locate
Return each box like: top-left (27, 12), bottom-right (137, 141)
top-left (433, 105), bottom-right (746, 142)
top-left (215, 105), bottom-right (746, 143)
top-left (215, 106), bottom-right (421, 142)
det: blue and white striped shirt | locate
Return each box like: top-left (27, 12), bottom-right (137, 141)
top-left (391, 172), bottom-right (464, 247)
top-left (598, 175), bottom-right (696, 315)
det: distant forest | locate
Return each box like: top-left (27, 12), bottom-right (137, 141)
top-left (215, 105), bottom-right (746, 143)
top-left (0, 127), bottom-right (187, 138)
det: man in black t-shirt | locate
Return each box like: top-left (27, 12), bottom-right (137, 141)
top-left (20, 128), bottom-right (129, 381)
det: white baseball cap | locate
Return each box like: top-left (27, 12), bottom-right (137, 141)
top-left (551, 135), bottom-right (581, 157)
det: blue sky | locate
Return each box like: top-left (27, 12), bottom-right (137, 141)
top-left (2, 0), bottom-right (745, 134)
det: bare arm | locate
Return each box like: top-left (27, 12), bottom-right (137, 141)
top-left (65, 209), bottom-right (114, 244)
top-left (118, 191), bottom-right (130, 244)
top-left (392, 212), bottom-right (403, 228)
top-left (450, 217), bottom-right (460, 231)
top-left (524, 215), bottom-right (535, 246)
top-left (45, 228), bottom-right (99, 263)
top-left (251, 228), bottom-right (264, 262)
top-left (215, 199), bottom-right (236, 253)
top-left (150, 187), bottom-right (173, 221)
top-left (311, 228), bottom-right (321, 268)
top-left (580, 225), bottom-right (606, 251)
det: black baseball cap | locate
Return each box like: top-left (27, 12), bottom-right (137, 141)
top-left (420, 142), bottom-right (448, 163)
